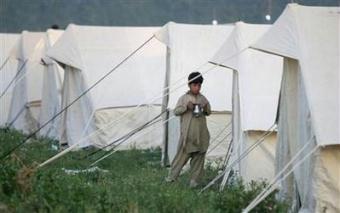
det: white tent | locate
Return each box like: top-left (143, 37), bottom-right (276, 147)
top-left (47, 24), bottom-right (167, 149)
top-left (0, 33), bottom-right (20, 127)
top-left (211, 22), bottom-right (283, 183)
top-left (7, 31), bottom-right (46, 133)
top-left (6, 30), bottom-right (64, 138)
top-left (251, 4), bottom-right (339, 212)
top-left (154, 22), bottom-right (234, 166)
top-left (39, 29), bottom-right (64, 139)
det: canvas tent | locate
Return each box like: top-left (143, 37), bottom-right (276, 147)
top-left (249, 4), bottom-right (340, 212)
top-left (6, 30), bottom-right (64, 139)
top-left (0, 33), bottom-right (20, 127)
top-left (47, 24), bottom-right (167, 149)
top-left (7, 31), bottom-right (46, 134)
top-left (154, 22), bottom-right (234, 166)
top-left (211, 22), bottom-right (283, 183)
top-left (39, 29), bottom-right (64, 139)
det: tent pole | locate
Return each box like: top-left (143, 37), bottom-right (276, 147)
top-left (161, 47), bottom-right (171, 167)
top-left (0, 55), bottom-right (10, 72)
top-left (219, 138), bottom-right (234, 190)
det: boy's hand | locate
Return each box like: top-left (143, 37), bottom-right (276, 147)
top-left (203, 104), bottom-right (209, 113)
top-left (200, 102), bottom-right (209, 113)
top-left (187, 101), bottom-right (195, 111)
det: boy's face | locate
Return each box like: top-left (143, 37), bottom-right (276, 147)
top-left (189, 83), bottom-right (201, 95)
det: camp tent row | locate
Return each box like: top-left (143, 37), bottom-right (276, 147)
top-left (215, 4), bottom-right (340, 213)
top-left (3, 23), bottom-right (283, 181)
top-left (45, 23), bottom-right (236, 165)
top-left (2, 5), bottom-right (338, 212)
top-left (42, 23), bottom-right (283, 178)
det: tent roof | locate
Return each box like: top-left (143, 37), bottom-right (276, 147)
top-left (154, 22), bottom-right (234, 111)
top-left (14, 31), bottom-right (45, 62)
top-left (46, 29), bottom-right (64, 47)
top-left (42, 29), bottom-right (64, 65)
top-left (211, 22), bottom-right (283, 131)
top-left (0, 33), bottom-right (20, 60)
top-left (47, 24), bottom-right (166, 109)
top-left (8, 31), bottom-right (46, 105)
top-left (253, 4), bottom-right (340, 145)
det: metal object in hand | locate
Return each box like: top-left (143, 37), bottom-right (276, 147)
top-left (193, 104), bottom-right (202, 117)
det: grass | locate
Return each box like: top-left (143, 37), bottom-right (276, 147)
top-left (0, 128), bottom-right (287, 212)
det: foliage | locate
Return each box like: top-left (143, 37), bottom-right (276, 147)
top-left (0, 128), bottom-right (287, 212)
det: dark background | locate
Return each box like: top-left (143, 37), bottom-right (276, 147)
top-left (0, 0), bottom-right (339, 33)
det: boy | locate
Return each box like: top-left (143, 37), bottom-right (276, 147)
top-left (166, 72), bottom-right (211, 188)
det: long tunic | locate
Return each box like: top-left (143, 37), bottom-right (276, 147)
top-left (174, 91), bottom-right (211, 154)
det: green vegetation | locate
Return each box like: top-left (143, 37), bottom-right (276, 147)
top-left (0, 128), bottom-right (287, 212)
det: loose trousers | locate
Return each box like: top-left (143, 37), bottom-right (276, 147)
top-left (168, 150), bottom-right (206, 183)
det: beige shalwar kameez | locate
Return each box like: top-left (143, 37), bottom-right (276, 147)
top-left (168, 91), bottom-right (211, 185)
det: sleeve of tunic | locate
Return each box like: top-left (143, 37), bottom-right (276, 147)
top-left (174, 95), bottom-right (188, 116)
